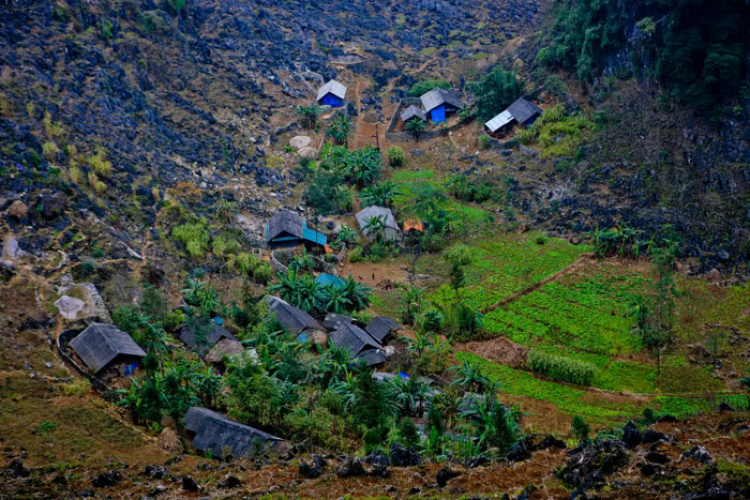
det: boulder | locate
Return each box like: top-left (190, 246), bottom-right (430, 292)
top-left (54, 295), bottom-right (85, 320)
top-left (5, 459), bottom-right (30, 478)
top-left (436, 467), bottom-right (460, 487)
top-left (335, 457), bottom-right (366, 477)
top-left (181, 475), bottom-right (199, 492)
top-left (158, 427), bottom-right (183, 455)
top-left (7, 200), bottom-right (28, 220)
top-left (218, 474), bottom-right (242, 489)
top-left (92, 470), bottom-right (122, 488)
top-left (289, 135), bottom-right (312, 149)
top-left (622, 421), bottom-right (641, 449)
top-left (641, 429), bottom-right (667, 444)
top-left (559, 440), bottom-right (629, 489)
top-left (389, 442), bottom-right (421, 467)
top-left (645, 452), bottom-right (670, 464)
top-left (298, 147), bottom-right (318, 158)
top-left (538, 435), bottom-right (566, 450)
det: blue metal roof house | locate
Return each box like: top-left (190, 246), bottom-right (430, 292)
top-left (316, 80), bottom-right (347, 108)
top-left (420, 88), bottom-right (463, 124)
top-left (266, 210), bottom-right (327, 250)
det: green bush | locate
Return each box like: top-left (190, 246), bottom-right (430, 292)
top-left (252, 261), bottom-right (272, 285)
top-left (527, 349), bottom-right (596, 386)
top-left (571, 415), bottom-right (590, 440)
top-left (172, 220), bottom-right (210, 260)
top-left (469, 66), bottom-right (522, 122)
top-left (478, 132), bottom-right (490, 150)
top-left (386, 146), bottom-right (405, 168)
top-left (348, 246), bottom-right (364, 263)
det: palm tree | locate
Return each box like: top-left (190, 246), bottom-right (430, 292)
top-left (364, 215), bottom-right (388, 244)
top-left (400, 285), bottom-right (424, 326)
top-left (405, 117), bottom-right (426, 141)
top-left (321, 284), bottom-right (352, 314)
top-left (341, 276), bottom-right (372, 311)
top-left (451, 360), bottom-right (492, 393)
top-left (328, 111), bottom-right (352, 147)
top-left (298, 104), bottom-right (320, 129)
top-left (359, 182), bottom-right (399, 208)
top-left (269, 270), bottom-right (324, 314)
top-left (404, 330), bottom-right (435, 363)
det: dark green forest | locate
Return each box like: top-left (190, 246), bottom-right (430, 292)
top-left (539, 0), bottom-right (750, 113)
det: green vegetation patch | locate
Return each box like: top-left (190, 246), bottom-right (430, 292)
top-left (421, 232), bottom-right (589, 312)
top-left (392, 169), bottom-right (435, 182)
top-left (456, 352), bottom-right (644, 422)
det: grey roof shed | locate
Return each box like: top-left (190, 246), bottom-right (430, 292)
top-left (69, 323), bottom-right (146, 374)
top-left (356, 206), bottom-right (400, 241)
top-left (266, 211), bottom-right (304, 242)
top-left (506, 98), bottom-right (543, 125)
top-left (184, 407), bottom-right (282, 458)
top-left (330, 322), bottom-right (382, 357)
top-left (420, 88), bottom-right (463, 113)
top-left (366, 317), bottom-right (402, 343)
top-left (400, 105), bottom-right (427, 123)
top-left (316, 79), bottom-right (347, 101)
top-left (267, 296), bottom-right (324, 335)
top-left (180, 320), bottom-right (239, 358)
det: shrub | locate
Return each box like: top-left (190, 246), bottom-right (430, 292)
top-left (42, 141), bottom-right (59, 161)
top-left (87, 148), bottom-right (112, 178)
top-left (527, 350), bottom-right (596, 385)
top-left (165, 0), bottom-right (186, 14)
top-left (571, 416), bottom-right (590, 440)
top-left (284, 404), bottom-right (346, 450)
top-left (397, 417), bottom-right (420, 450)
top-left (172, 220), bottom-right (211, 260)
top-left (386, 146), bottom-right (405, 168)
top-left (348, 246), bottom-right (364, 263)
top-left (478, 133), bottom-right (490, 150)
top-left (252, 262), bottom-right (272, 285)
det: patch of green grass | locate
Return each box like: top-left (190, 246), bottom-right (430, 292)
top-left (420, 47), bottom-right (437, 57)
top-left (392, 169), bottom-right (435, 182)
top-left (655, 394), bottom-right (749, 418)
top-left (421, 232), bottom-right (590, 312)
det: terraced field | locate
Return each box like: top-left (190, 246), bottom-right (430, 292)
top-left (390, 231), bottom-right (750, 430)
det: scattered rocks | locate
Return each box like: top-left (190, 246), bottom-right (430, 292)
top-left (5, 459), bottom-right (30, 478)
top-left (538, 435), bottom-right (566, 449)
top-left (682, 445), bottom-right (712, 464)
top-left (559, 440), bottom-right (629, 489)
top-left (641, 429), bottom-right (667, 444)
top-left (436, 467), bottom-right (460, 487)
top-left (299, 455), bottom-right (327, 478)
top-left (336, 457), bottom-right (365, 477)
top-left (465, 456), bottom-right (488, 468)
top-left (92, 470), bottom-right (122, 488)
top-left (389, 442), bottom-right (421, 467)
top-left (507, 439), bottom-right (533, 462)
top-left (144, 465), bottom-right (166, 480)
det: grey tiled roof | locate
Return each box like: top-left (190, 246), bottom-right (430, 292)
top-left (507, 98), bottom-right (543, 124)
top-left (366, 317), bottom-right (402, 343)
top-left (69, 323), bottom-right (146, 374)
top-left (267, 211), bottom-right (304, 242)
top-left (330, 322), bottom-right (382, 357)
top-left (184, 407), bottom-right (281, 458)
top-left (420, 88), bottom-right (463, 113)
top-left (267, 296), bottom-right (324, 335)
top-left (179, 320), bottom-right (238, 357)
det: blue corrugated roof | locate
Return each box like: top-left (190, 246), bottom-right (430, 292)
top-left (315, 273), bottom-right (345, 288)
top-left (302, 226), bottom-right (327, 246)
